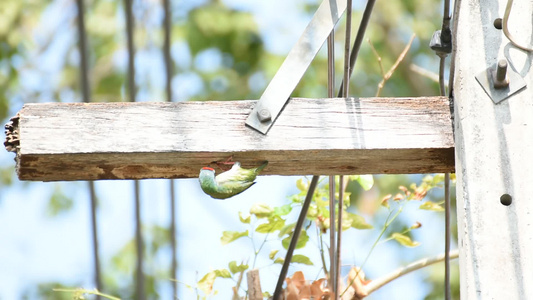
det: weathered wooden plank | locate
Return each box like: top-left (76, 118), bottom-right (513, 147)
top-left (5, 97), bottom-right (454, 181)
top-left (454, 0), bottom-right (533, 298)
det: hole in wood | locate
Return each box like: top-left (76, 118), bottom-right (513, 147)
top-left (500, 194), bottom-right (512, 206)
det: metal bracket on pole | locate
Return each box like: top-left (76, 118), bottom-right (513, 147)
top-left (245, 0), bottom-right (347, 134)
top-left (475, 58), bottom-right (526, 104)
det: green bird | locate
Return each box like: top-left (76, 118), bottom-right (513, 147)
top-left (199, 161), bottom-right (268, 199)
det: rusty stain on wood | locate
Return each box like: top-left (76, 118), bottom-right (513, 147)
top-left (5, 97), bottom-right (454, 181)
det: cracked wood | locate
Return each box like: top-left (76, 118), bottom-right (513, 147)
top-left (6, 97), bottom-right (454, 181)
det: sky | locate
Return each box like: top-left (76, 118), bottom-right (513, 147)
top-left (0, 0), bottom-right (456, 299)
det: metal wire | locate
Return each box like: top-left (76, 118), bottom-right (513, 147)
top-left (337, 0), bottom-right (376, 96)
top-left (326, 26), bottom-right (337, 298)
top-left (444, 173), bottom-right (451, 300)
top-left (273, 176), bottom-right (319, 299)
top-left (329, 176), bottom-right (337, 297)
top-left (123, 0), bottom-right (145, 298)
top-left (75, 0), bottom-right (102, 297)
top-left (438, 0), bottom-right (452, 298)
top-left (162, 0), bottom-right (178, 298)
top-left (503, 0), bottom-right (533, 52)
top-left (334, 2), bottom-right (352, 298)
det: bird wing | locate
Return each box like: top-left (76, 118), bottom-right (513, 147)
top-left (215, 162), bottom-right (256, 184)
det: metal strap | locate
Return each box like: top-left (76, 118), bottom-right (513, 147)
top-left (245, 0), bottom-right (347, 134)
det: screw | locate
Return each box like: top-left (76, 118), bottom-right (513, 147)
top-left (500, 194), bottom-right (512, 206)
top-left (494, 18), bottom-right (502, 30)
top-left (257, 108), bottom-right (271, 123)
top-left (493, 59), bottom-right (510, 89)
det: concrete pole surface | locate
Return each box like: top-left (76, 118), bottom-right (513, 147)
top-left (453, 0), bottom-right (533, 298)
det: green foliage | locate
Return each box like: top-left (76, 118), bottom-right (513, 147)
top-left (281, 230), bottom-right (309, 250)
top-left (190, 174), bottom-right (456, 298)
top-left (420, 201), bottom-right (445, 211)
top-left (348, 212), bottom-right (374, 229)
top-left (53, 288), bottom-right (121, 300)
top-left (228, 261), bottom-right (248, 274)
top-left (291, 254), bottom-right (313, 266)
top-left (220, 230), bottom-right (248, 245)
top-left (46, 185), bottom-right (74, 217)
top-left (391, 232), bottom-right (420, 248)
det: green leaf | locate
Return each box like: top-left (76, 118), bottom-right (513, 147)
top-left (239, 211), bottom-right (250, 224)
top-left (214, 269), bottom-right (232, 278)
top-left (356, 175), bottom-right (374, 191)
top-left (229, 261), bottom-right (249, 274)
top-left (282, 230), bottom-right (309, 250)
top-left (221, 230), bottom-right (248, 245)
top-left (197, 271), bottom-right (217, 295)
top-left (47, 185), bottom-right (74, 217)
top-left (263, 291), bottom-right (272, 298)
top-left (348, 213), bottom-right (373, 229)
top-left (256, 217), bottom-right (285, 233)
top-left (291, 254), bottom-right (313, 265)
top-left (273, 204), bottom-right (292, 216)
top-left (269, 249), bottom-right (279, 259)
top-left (419, 201), bottom-right (445, 211)
top-left (274, 257), bottom-right (284, 264)
top-left (391, 233), bottom-right (420, 247)
top-left (250, 203), bottom-right (273, 218)
top-left (278, 222), bottom-right (296, 238)
top-left (432, 174), bottom-right (445, 185)
top-left (296, 178), bottom-right (308, 191)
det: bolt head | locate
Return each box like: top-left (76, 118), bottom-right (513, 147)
top-left (500, 194), bottom-right (512, 206)
top-left (257, 109), bottom-right (272, 122)
top-left (494, 18), bottom-right (502, 30)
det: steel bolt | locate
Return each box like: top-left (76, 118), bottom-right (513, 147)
top-left (257, 108), bottom-right (272, 123)
top-left (493, 59), bottom-right (510, 89)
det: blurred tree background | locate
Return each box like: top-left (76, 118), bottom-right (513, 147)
top-left (0, 0), bottom-right (458, 299)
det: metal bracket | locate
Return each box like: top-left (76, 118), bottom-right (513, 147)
top-left (429, 28), bottom-right (452, 55)
top-left (245, 0), bottom-right (347, 134)
top-left (475, 59), bottom-right (526, 104)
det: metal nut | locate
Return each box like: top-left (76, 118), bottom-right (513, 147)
top-left (257, 108), bottom-right (272, 123)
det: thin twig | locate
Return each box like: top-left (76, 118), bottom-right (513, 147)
top-left (364, 249), bottom-right (459, 296)
top-left (409, 64), bottom-right (443, 85)
top-left (369, 34), bottom-right (416, 96)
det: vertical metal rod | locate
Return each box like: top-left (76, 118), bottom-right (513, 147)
top-left (438, 0), bottom-right (452, 296)
top-left (162, 0), bottom-right (178, 298)
top-left (444, 173), bottom-right (451, 300)
top-left (123, 0), bottom-right (145, 299)
top-left (326, 25), bottom-right (337, 298)
top-left (334, 2), bottom-right (352, 298)
top-left (335, 178), bottom-right (344, 300)
top-left (273, 176), bottom-right (319, 300)
top-left (337, 0), bottom-right (376, 95)
top-left (329, 176), bottom-right (337, 297)
top-left (134, 181), bottom-right (145, 300)
top-left (439, 57), bottom-right (446, 96)
top-left (75, 0), bottom-right (102, 297)
top-left (342, 0), bottom-right (353, 98)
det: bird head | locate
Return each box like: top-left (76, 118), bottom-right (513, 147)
top-left (199, 166), bottom-right (215, 180)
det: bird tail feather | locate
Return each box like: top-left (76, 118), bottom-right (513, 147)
top-left (255, 161), bottom-right (268, 173)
